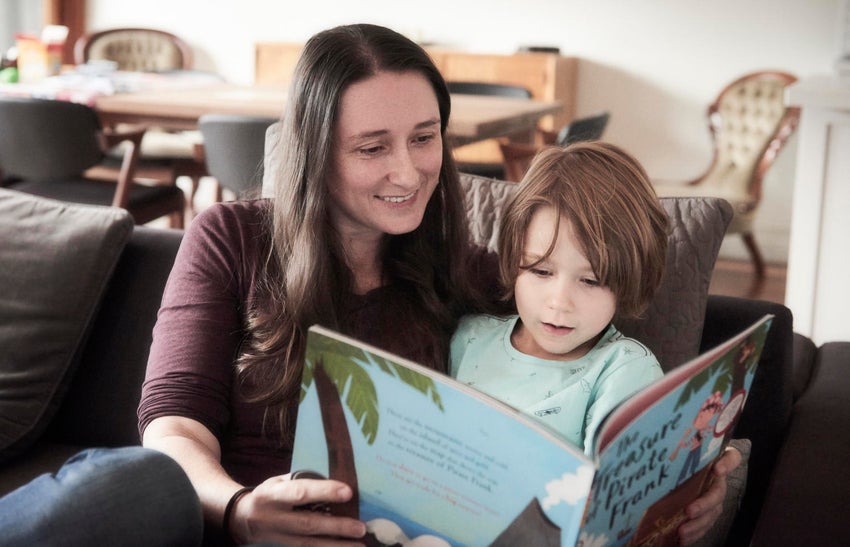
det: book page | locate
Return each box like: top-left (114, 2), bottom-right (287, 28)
top-left (292, 326), bottom-right (595, 547)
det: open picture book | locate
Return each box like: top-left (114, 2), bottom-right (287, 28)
top-left (291, 315), bottom-right (773, 547)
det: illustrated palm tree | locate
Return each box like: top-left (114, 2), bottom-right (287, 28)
top-left (301, 334), bottom-right (444, 519)
top-left (302, 332), bottom-right (561, 546)
top-left (674, 330), bottom-right (766, 412)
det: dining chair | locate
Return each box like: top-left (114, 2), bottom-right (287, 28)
top-left (74, 27), bottom-right (210, 215)
top-left (194, 114), bottom-right (278, 202)
top-left (446, 81), bottom-right (533, 99)
top-left (652, 71), bottom-right (800, 279)
top-left (448, 81), bottom-right (533, 179)
top-left (498, 111), bottom-right (611, 182)
top-left (0, 97), bottom-right (185, 227)
top-left (73, 27), bottom-right (193, 71)
top-left (540, 111), bottom-right (610, 146)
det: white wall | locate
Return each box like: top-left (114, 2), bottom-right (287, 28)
top-left (0, 0), bottom-right (42, 54)
top-left (88, 0), bottom-right (840, 263)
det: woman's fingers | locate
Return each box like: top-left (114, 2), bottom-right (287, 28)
top-left (234, 475), bottom-right (366, 544)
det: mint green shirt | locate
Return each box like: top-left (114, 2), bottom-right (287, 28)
top-left (450, 314), bottom-right (663, 455)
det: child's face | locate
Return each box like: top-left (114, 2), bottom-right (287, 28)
top-left (512, 206), bottom-right (616, 362)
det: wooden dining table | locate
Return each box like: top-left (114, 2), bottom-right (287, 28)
top-left (92, 83), bottom-right (562, 148)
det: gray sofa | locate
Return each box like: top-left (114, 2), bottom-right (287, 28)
top-left (0, 178), bottom-right (846, 545)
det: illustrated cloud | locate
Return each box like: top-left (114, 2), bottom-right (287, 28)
top-left (542, 464), bottom-right (595, 509)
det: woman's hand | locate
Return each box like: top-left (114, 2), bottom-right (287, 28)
top-left (678, 446), bottom-right (742, 545)
top-left (229, 473), bottom-right (367, 546)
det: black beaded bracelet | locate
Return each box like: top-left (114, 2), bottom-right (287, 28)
top-left (222, 486), bottom-right (254, 541)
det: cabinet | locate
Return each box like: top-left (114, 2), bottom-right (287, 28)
top-left (254, 43), bottom-right (578, 163)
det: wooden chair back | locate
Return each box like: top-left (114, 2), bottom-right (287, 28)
top-left (499, 112), bottom-right (611, 182)
top-left (74, 28), bottom-right (192, 71)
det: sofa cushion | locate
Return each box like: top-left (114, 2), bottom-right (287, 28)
top-left (45, 226), bottom-right (183, 447)
top-left (458, 173), bottom-right (733, 370)
top-left (0, 188), bottom-right (133, 464)
top-left (618, 196), bottom-right (733, 369)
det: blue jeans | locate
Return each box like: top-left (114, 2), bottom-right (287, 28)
top-left (0, 446), bottom-right (202, 546)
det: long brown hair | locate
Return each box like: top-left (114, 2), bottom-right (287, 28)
top-left (236, 24), bottom-right (483, 435)
top-left (498, 142), bottom-right (669, 320)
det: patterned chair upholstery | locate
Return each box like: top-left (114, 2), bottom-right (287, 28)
top-left (74, 28), bottom-right (192, 71)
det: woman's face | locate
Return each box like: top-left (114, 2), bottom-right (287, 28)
top-left (329, 70), bottom-right (443, 243)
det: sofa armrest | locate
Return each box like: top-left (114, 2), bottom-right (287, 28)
top-left (752, 341), bottom-right (850, 544)
top-left (699, 295), bottom-right (794, 545)
top-left (45, 226), bottom-right (184, 447)
top-left (792, 332), bottom-right (817, 402)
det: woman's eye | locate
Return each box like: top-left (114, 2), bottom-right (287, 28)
top-left (413, 133), bottom-right (436, 145)
top-left (360, 145), bottom-right (384, 156)
top-left (530, 268), bottom-right (551, 277)
top-left (582, 278), bottom-right (600, 287)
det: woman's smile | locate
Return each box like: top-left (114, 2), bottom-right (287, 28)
top-left (378, 190), bottom-right (417, 204)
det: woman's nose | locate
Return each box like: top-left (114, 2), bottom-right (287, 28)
top-left (387, 148), bottom-right (418, 186)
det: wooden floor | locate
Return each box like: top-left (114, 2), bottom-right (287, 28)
top-left (709, 259), bottom-right (787, 304)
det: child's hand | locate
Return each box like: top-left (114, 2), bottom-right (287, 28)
top-left (677, 447), bottom-right (742, 545)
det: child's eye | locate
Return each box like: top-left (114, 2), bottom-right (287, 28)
top-left (581, 277), bottom-right (601, 287)
top-left (530, 268), bottom-right (552, 277)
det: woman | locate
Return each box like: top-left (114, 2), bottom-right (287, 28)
top-left (140, 23), bottom-right (493, 546)
top-left (139, 23), bottom-right (738, 546)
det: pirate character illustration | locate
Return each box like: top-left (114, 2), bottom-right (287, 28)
top-left (670, 391), bottom-right (724, 486)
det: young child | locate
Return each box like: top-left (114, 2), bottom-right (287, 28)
top-left (451, 141), bottom-right (670, 455)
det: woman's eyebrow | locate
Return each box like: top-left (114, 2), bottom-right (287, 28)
top-left (347, 118), bottom-right (439, 141)
top-left (416, 118), bottom-right (441, 130)
top-left (349, 129), bottom-right (388, 140)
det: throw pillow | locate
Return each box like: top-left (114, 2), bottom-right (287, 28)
top-left (0, 189), bottom-right (133, 463)
top-left (619, 196), bottom-right (733, 369)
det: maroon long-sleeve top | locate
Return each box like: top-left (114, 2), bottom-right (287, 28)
top-left (138, 199), bottom-right (497, 486)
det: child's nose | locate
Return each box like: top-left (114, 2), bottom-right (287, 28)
top-left (548, 280), bottom-right (575, 311)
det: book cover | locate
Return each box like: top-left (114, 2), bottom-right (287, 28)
top-left (291, 315), bottom-right (771, 547)
top-left (580, 314), bottom-right (772, 546)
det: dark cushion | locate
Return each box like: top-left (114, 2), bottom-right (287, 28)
top-left (618, 196), bottom-right (733, 369)
top-left (0, 188), bottom-right (133, 463)
top-left (792, 332), bottom-right (817, 402)
top-left (46, 227), bottom-right (183, 447)
top-left (752, 341), bottom-right (850, 545)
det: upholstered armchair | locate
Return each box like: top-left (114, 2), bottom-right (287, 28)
top-left (652, 71), bottom-right (800, 279)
